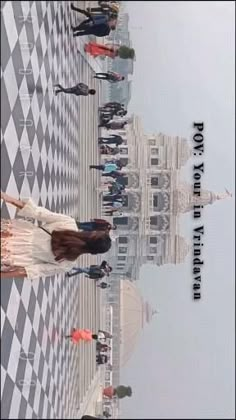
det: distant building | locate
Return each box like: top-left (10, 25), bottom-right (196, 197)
top-left (107, 279), bottom-right (157, 387)
top-left (105, 115), bottom-right (231, 279)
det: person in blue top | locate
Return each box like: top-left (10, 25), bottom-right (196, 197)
top-left (89, 162), bottom-right (123, 173)
top-left (71, 3), bottom-right (117, 37)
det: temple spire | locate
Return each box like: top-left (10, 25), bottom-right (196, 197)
top-left (216, 189), bottom-right (233, 200)
top-left (173, 184), bottom-right (233, 214)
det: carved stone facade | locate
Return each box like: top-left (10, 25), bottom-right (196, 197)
top-left (105, 115), bottom-right (231, 279)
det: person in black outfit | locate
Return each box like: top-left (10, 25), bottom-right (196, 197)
top-left (66, 265), bottom-right (106, 279)
top-left (100, 260), bottom-right (111, 270)
top-left (115, 109), bottom-right (127, 117)
top-left (103, 101), bottom-right (124, 109)
top-left (98, 135), bottom-right (124, 146)
top-left (96, 354), bottom-right (108, 365)
top-left (54, 83), bottom-right (96, 96)
top-left (94, 72), bottom-right (125, 82)
top-left (100, 145), bottom-right (120, 155)
top-left (97, 282), bottom-right (110, 289)
top-left (101, 170), bottom-right (125, 179)
top-left (103, 194), bottom-right (123, 202)
top-left (70, 3), bottom-right (117, 37)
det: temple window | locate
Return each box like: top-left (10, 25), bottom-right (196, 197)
top-left (153, 195), bottom-right (158, 208)
top-left (151, 158), bottom-right (159, 166)
top-left (150, 216), bottom-right (158, 226)
top-left (119, 147), bottom-right (128, 155)
top-left (151, 177), bottom-right (159, 187)
top-left (150, 247), bottom-right (157, 254)
top-left (119, 247), bottom-right (127, 254)
top-left (151, 148), bottom-right (159, 155)
top-left (113, 217), bottom-right (128, 225)
top-left (149, 139), bottom-right (156, 145)
top-left (119, 237), bottom-right (128, 244)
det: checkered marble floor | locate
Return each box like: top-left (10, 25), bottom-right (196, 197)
top-left (1, 1), bottom-right (106, 418)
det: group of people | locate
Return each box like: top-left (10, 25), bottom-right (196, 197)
top-left (1, 2), bottom-right (132, 417)
top-left (66, 259), bottom-right (112, 289)
top-left (65, 327), bottom-right (112, 373)
top-left (65, 218), bottom-right (117, 288)
top-left (71, 3), bottom-right (135, 61)
top-left (53, 2), bottom-right (125, 98)
top-left (99, 102), bottom-right (128, 130)
top-left (71, 2), bottom-right (119, 38)
top-left (65, 327), bottom-right (113, 367)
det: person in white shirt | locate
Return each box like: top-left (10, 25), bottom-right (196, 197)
top-left (1, 192), bottom-right (111, 280)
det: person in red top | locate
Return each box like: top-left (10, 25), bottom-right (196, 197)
top-left (84, 42), bottom-right (118, 58)
top-left (65, 328), bottom-right (99, 343)
top-left (76, 219), bottom-right (117, 231)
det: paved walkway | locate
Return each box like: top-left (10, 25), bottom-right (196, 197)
top-left (1, 1), bottom-right (107, 418)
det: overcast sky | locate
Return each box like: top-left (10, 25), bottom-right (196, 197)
top-left (120, 2), bottom-right (235, 419)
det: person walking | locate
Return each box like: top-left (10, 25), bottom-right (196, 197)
top-left (94, 71), bottom-right (124, 82)
top-left (97, 282), bottom-right (111, 289)
top-left (65, 328), bottom-right (99, 343)
top-left (115, 109), bottom-right (127, 117)
top-left (100, 145), bottom-right (120, 155)
top-left (99, 103), bottom-right (125, 116)
top-left (76, 218), bottom-right (117, 231)
top-left (103, 201), bottom-right (123, 210)
top-left (97, 342), bottom-right (111, 353)
top-left (89, 162), bottom-right (121, 174)
top-left (100, 260), bottom-right (112, 271)
top-left (66, 263), bottom-right (111, 279)
top-left (72, 16), bottom-right (117, 37)
top-left (84, 42), bottom-right (135, 60)
top-left (54, 82), bottom-right (96, 96)
top-left (96, 354), bottom-right (108, 365)
top-left (99, 120), bottom-right (128, 130)
top-left (103, 194), bottom-right (123, 202)
top-left (98, 134), bottom-right (124, 146)
top-left (102, 101), bottom-right (124, 110)
top-left (71, 3), bottom-right (117, 38)
top-left (84, 42), bottom-right (118, 59)
top-left (98, 329), bottom-right (113, 339)
top-left (104, 209), bottom-right (123, 216)
top-left (108, 181), bottom-right (125, 194)
top-left (105, 158), bottom-right (125, 166)
top-left (101, 170), bottom-right (125, 179)
top-left (1, 192), bottom-right (111, 279)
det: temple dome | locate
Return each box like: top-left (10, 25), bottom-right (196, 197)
top-left (119, 280), bottom-right (156, 366)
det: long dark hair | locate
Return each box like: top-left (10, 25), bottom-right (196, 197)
top-left (51, 230), bottom-right (111, 262)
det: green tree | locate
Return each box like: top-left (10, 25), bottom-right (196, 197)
top-left (115, 385), bottom-right (132, 399)
top-left (117, 46), bottom-right (135, 59)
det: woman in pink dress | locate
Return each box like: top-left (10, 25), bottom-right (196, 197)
top-left (84, 42), bottom-right (118, 58)
top-left (84, 43), bottom-right (135, 60)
